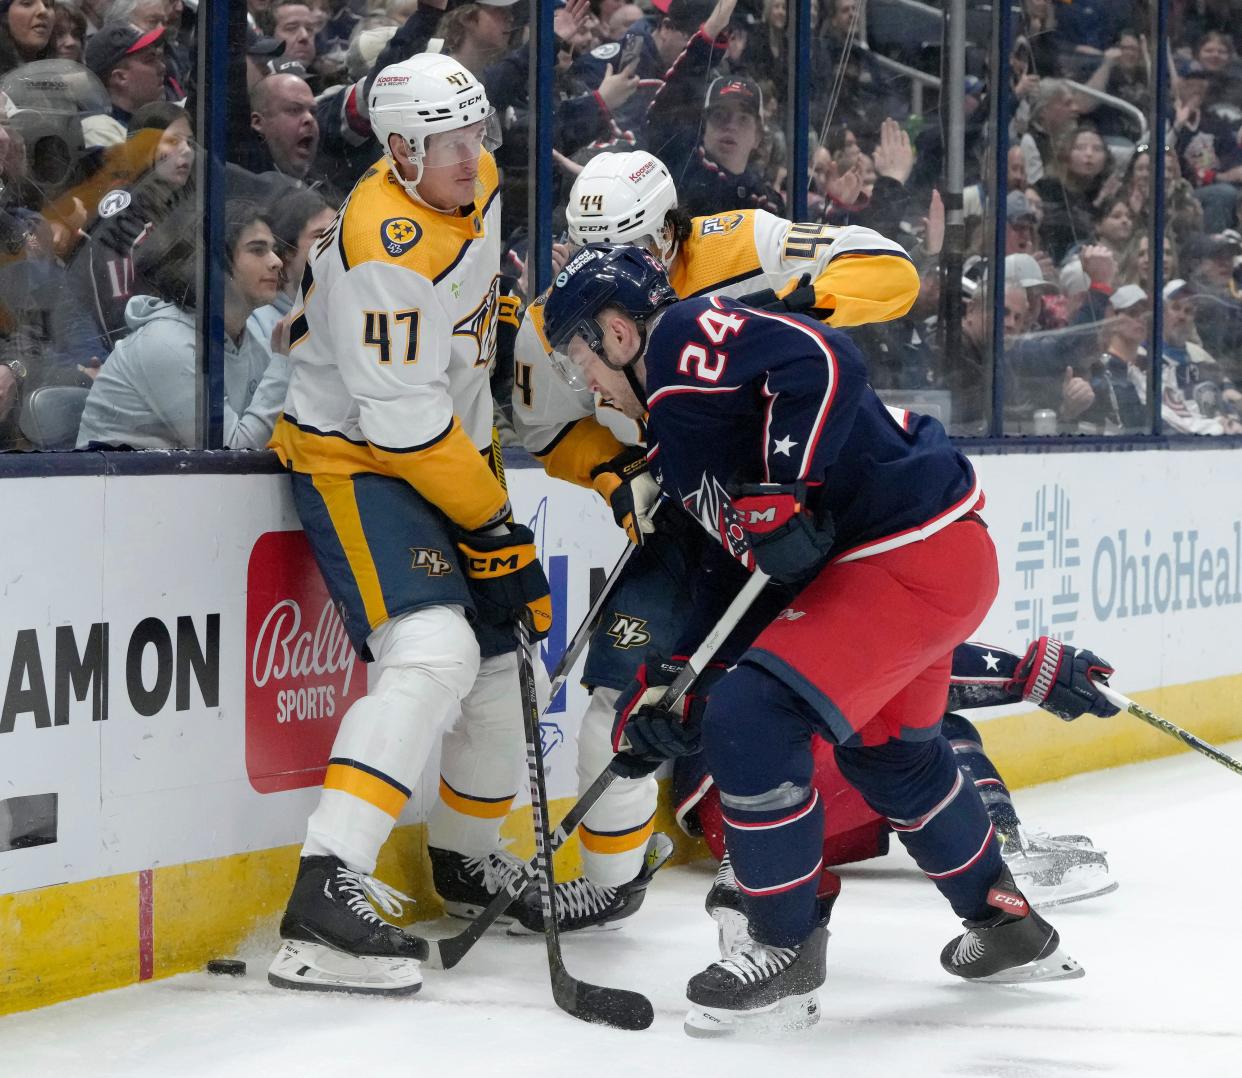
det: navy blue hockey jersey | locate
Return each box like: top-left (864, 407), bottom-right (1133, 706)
top-left (645, 296), bottom-right (982, 568)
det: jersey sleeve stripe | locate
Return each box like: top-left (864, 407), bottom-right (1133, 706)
top-left (647, 384), bottom-right (740, 407)
top-left (432, 236), bottom-right (474, 285)
top-left (684, 267), bottom-right (765, 298)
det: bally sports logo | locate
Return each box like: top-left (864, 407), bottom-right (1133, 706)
top-left (245, 531), bottom-right (365, 794)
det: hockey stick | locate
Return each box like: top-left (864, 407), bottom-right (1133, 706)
top-left (429, 568), bottom-right (772, 972)
top-left (516, 615), bottom-right (655, 1031)
top-left (544, 542), bottom-right (638, 709)
top-left (1093, 681), bottom-right (1242, 777)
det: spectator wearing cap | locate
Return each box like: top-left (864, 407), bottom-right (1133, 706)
top-left (247, 26), bottom-right (286, 89)
top-left (661, 73), bottom-right (784, 217)
top-left (0, 0), bottom-right (54, 77)
top-left (1161, 276), bottom-right (1242, 433)
top-left (1006, 191), bottom-right (1040, 254)
top-left (83, 24), bottom-right (167, 147)
top-left (106, 0), bottom-right (186, 97)
top-left (1079, 283), bottom-right (1150, 434)
top-left (1180, 231), bottom-right (1242, 361)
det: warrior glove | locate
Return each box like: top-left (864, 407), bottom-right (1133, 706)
top-left (456, 523), bottom-right (553, 641)
top-left (1008, 636), bottom-right (1119, 721)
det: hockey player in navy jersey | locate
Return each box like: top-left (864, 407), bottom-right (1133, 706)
top-left (544, 244), bottom-right (1085, 1036)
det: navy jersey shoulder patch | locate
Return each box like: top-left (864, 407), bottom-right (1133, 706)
top-left (98, 188), bottom-right (132, 218)
top-left (381, 217), bottom-right (422, 257)
top-left (591, 42), bottom-right (621, 60)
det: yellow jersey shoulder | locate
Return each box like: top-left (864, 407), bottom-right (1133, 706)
top-left (336, 153), bottom-right (500, 281)
top-left (671, 210), bottom-right (763, 297)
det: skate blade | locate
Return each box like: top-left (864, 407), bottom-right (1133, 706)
top-left (504, 918), bottom-right (625, 937)
top-left (711, 907), bottom-right (751, 959)
top-left (267, 940), bottom-right (422, 996)
top-left (968, 944), bottom-right (1086, 984)
top-left (442, 900), bottom-right (516, 926)
top-left (684, 992), bottom-right (820, 1038)
top-left (1018, 864), bottom-right (1119, 911)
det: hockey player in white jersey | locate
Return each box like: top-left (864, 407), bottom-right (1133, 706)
top-left (503, 150), bottom-right (920, 933)
top-left (265, 52), bottom-right (555, 995)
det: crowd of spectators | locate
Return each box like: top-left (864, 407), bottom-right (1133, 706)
top-left (0, 0), bottom-right (1239, 451)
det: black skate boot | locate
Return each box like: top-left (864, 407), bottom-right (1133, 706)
top-left (684, 899), bottom-right (833, 1038)
top-left (940, 866), bottom-right (1085, 983)
top-left (1002, 827), bottom-right (1116, 909)
top-left (508, 832), bottom-right (674, 935)
top-left (268, 855), bottom-right (428, 995)
top-left (429, 845), bottom-right (530, 923)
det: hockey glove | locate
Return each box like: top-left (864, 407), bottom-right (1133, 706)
top-left (611, 654), bottom-right (727, 778)
top-left (731, 481), bottom-right (835, 584)
top-left (456, 523), bottom-right (553, 641)
top-left (738, 274), bottom-right (819, 316)
top-left (590, 445), bottom-right (660, 547)
top-left (1007, 636), bottom-right (1120, 721)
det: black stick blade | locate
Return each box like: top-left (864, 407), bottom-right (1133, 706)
top-left (554, 973), bottom-right (654, 1031)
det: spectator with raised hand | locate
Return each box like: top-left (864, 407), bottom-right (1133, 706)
top-left (77, 200), bottom-right (287, 450)
top-left (1082, 31), bottom-right (1149, 143)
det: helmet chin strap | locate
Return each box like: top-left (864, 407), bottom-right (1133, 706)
top-left (387, 149), bottom-right (458, 216)
top-left (624, 323), bottom-right (650, 410)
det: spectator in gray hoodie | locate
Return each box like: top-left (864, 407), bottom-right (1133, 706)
top-left (77, 200), bottom-right (287, 449)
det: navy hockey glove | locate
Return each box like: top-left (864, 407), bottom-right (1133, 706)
top-left (731, 481), bottom-right (834, 584)
top-left (590, 445), bottom-right (660, 547)
top-left (611, 654), bottom-right (727, 778)
top-left (738, 274), bottom-right (819, 315)
top-left (1007, 636), bottom-right (1120, 721)
top-left (456, 523), bottom-right (553, 641)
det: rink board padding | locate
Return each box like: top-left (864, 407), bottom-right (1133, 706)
top-left (0, 787), bottom-right (706, 1017)
top-left (3, 448), bottom-right (1242, 1015)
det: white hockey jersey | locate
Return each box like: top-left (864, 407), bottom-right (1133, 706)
top-left (511, 209), bottom-right (918, 489)
top-left (270, 155), bottom-right (510, 531)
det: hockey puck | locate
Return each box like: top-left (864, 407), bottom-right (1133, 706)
top-left (206, 959), bottom-right (247, 977)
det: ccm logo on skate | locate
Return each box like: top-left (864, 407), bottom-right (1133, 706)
top-left (245, 531), bottom-right (364, 794)
top-left (987, 888), bottom-right (1029, 915)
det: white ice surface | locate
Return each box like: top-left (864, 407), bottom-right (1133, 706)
top-left (3, 746), bottom-right (1241, 1078)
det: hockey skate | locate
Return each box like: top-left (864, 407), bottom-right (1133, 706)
top-left (507, 832), bottom-right (674, 935)
top-left (704, 852), bottom-right (749, 957)
top-left (429, 845), bottom-right (530, 924)
top-left (684, 900), bottom-right (832, 1038)
top-left (1002, 827), bottom-right (1117, 909)
top-left (268, 855), bottom-right (427, 995)
top-left (940, 866), bottom-right (1085, 984)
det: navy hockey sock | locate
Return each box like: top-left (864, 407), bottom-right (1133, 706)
top-left (940, 712), bottom-right (1021, 842)
top-left (704, 664), bottom-right (823, 948)
top-left (835, 736), bottom-right (1002, 921)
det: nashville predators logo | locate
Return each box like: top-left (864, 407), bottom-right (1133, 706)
top-left (410, 547), bottom-right (453, 576)
top-left (606, 614), bottom-right (651, 650)
top-left (700, 212), bottom-right (744, 237)
top-left (381, 217), bottom-right (422, 256)
top-left (454, 273), bottom-right (502, 367)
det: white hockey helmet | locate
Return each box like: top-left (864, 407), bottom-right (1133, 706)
top-left (566, 151), bottom-right (680, 266)
top-left (368, 52), bottom-right (499, 193)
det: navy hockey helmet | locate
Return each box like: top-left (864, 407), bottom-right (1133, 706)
top-left (543, 243), bottom-right (678, 374)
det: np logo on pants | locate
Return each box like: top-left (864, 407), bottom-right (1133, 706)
top-left (606, 614), bottom-right (651, 649)
top-left (410, 547), bottom-right (454, 576)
